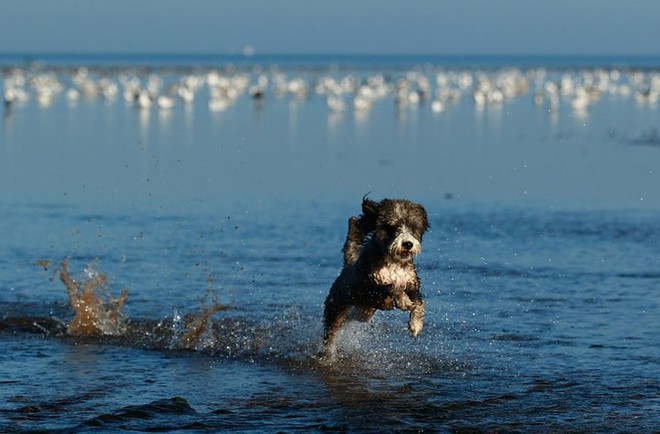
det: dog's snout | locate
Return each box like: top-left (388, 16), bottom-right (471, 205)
top-left (402, 241), bottom-right (414, 250)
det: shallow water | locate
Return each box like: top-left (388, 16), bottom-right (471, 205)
top-left (1, 59), bottom-right (659, 431)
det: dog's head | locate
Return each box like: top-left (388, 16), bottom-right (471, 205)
top-left (361, 197), bottom-right (429, 262)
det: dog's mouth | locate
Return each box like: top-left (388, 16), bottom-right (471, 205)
top-left (394, 248), bottom-right (414, 261)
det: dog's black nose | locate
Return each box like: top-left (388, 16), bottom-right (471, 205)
top-left (402, 241), bottom-right (414, 250)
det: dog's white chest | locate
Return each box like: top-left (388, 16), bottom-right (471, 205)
top-left (372, 264), bottom-right (415, 291)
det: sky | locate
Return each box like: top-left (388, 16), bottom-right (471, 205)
top-left (1, 0), bottom-right (660, 56)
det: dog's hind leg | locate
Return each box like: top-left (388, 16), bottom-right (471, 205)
top-left (356, 307), bottom-right (376, 322)
top-left (322, 299), bottom-right (351, 358)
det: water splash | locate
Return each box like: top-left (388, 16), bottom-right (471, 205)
top-left (34, 261), bottom-right (456, 376)
top-left (55, 261), bottom-right (128, 336)
top-left (49, 261), bottom-right (231, 349)
top-left (169, 273), bottom-right (231, 350)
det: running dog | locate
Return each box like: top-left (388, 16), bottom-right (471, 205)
top-left (322, 197), bottom-right (429, 358)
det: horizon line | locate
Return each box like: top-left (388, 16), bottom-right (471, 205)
top-left (1, 51), bottom-right (660, 58)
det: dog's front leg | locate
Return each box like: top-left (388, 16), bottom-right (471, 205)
top-left (407, 298), bottom-right (425, 337)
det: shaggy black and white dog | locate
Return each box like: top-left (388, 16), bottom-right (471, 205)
top-left (322, 197), bottom-right (429, 357)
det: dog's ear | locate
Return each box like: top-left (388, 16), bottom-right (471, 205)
top-left (361, 197), bottom-right (380, 216)
top-left (359, 197), bottom-right (380, 233)
top-left (414, 204), bottom-right (430, 234)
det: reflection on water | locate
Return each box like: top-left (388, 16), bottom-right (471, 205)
top-left (2, 64), bottom-right (660, 207)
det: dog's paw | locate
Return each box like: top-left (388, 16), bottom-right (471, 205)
top-left (408, 319), bottom-right (423, 337)
top-left (317, 348), bottom-right (337, 366)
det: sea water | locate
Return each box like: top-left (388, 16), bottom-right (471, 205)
top-left (0, 55), bottom-right (659, 431)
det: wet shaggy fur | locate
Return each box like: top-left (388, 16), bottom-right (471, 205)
top-left (322, 197), bottom-right (429, 357)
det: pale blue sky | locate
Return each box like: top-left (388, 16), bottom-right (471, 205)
top-left (2, 0), bottom-right (659, 55)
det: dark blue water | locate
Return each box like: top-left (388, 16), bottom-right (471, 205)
top-left (1, 55), bottom-right (659, 431)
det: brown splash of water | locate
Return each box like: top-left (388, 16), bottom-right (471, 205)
top-left (179, 304), bottom-right (228, 349)
top-left (42, 260), bottom-right (230, 348)
top-left (56, 261), bottom-right (128, 337)
top-left (178, 273), bottom-right (230, 349)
